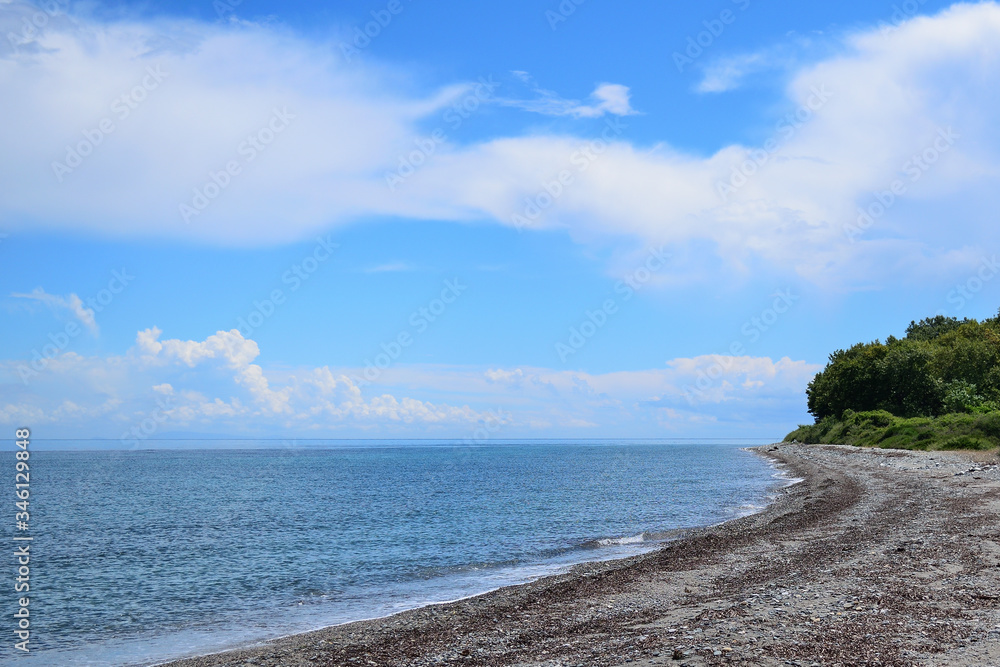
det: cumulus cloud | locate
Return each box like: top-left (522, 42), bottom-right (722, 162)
top-left (0, 328), bottom-right (492, 438)
top-left (125, 327), bottom-right (495, 424)
top-left (297, 357), bottom-right (820, 437)
top-left (3, 2), bottom-right (1000, 289)
top-left (11, 287), bottom-right (99, 334)
top-left (585, 83), bottom-right (637, 117)
top-left (0, 328), bottom-right (818, 439)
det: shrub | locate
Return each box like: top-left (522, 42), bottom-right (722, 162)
top-left (940, 435), bottom-right (991, 451)
top-left (849, 410), bottom-right (894, 429)
top-left (784, 410), bottom-right (1000, 450)
top-left (975, 413), bottom-right (1000, 438)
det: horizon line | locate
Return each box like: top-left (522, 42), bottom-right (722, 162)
top-left (24, 436), bottom-right (783, 441)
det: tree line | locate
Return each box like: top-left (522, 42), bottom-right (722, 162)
top-left (807, 313), bottom-right (1000, 421)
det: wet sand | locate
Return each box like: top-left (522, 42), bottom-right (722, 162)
top-left (166, 444), bottom-right (1000, 666)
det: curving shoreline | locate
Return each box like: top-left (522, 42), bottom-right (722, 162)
top-left (165, 444), bottom-right (1000, 666)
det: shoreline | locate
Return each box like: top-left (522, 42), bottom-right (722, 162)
top-left (148, 447), bottom-right (783, 666)
top-left (166, 444), bottom-right (1000, 666)
top-left (158, 445), bottom-right (823, 667)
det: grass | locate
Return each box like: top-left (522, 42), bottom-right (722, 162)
top-left (785, 410), bottom-right (1000, 450)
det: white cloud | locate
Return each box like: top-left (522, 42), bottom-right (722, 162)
top-left (0, 4), bottom-right (462, 244)
top-left (0, 328), bottom-right (818, 439)
top-left (0, 328), bottom-right (491, 438)
top-left (356, 356), bottom-right (822, 436)
top-left (694, 39), bottom-right (814, 93)
top-left (500, 81), bottom-right (638, 118)
top-left (3, 3), bottom-right (1000, 289)
top-left (587, 83), bottom-right (637, 116)
top-left (696, 52), bottom-right (773, 93)
top-left (484, 368), bottom-right (524, 385)
top-left (11, 287), bottom-right (99, 334)
top-left (403, 3), bottom-right (1000, 286)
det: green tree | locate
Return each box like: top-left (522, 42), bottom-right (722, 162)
top-left (807, 341), bottom-right (889, 420)
top-left (941, 380), bottom-right (986, 413)
top-left (877, 342), bottom-right (942, 417)
top-left (905, 315), bottom-right (969, 342)
top-left (930, 322), bottom-right (1000, 398)
top-left (805, 310), bottom-right (1000, 423)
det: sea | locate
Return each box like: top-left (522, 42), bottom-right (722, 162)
top-left (0, 439), bottom-right (789, 666)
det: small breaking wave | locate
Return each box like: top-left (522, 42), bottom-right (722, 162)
top-left (594, 532), bottom-right (648, 546)
top-left (581, 528), bottom-right (687, 550)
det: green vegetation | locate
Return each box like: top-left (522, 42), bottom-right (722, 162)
top-left (785, 312), bottom-right (1000, 450)
top-left (786, 409), bottom-right (1000, 450)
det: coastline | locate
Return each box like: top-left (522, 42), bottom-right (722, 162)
top-left (165, 444), bottom-right (1000, 666)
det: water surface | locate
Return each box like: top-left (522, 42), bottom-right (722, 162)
top-left (0, 440), bottom-right (782, 665)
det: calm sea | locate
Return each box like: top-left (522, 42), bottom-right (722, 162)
top-left (1, 440), bottom-right (784, 666)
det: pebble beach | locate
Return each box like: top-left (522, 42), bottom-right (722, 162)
top-left (166, 444), bottom-right (1000, 667)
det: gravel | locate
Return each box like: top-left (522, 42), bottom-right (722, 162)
top-left (163, 444), bottom-right (1000, 667)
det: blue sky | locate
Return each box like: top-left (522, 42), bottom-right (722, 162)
top-left (2, 0), bottom-right (1000, 442)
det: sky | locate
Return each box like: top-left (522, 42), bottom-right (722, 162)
top-left (2, 0), bottom-right (1000, 444)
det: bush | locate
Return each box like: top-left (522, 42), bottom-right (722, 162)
top-left (975, 413), bottom-right (1000, 438)
top-left (785, 408), bottom-right (1000, 450)
top-left (940, 435), bottom-right (991, 451)
top-left (848, 410), bottom-right (894, 429)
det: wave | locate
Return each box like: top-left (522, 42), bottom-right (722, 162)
top-left (594, 532), bottom-right (648, 546)
top-left (582, 527), bottom-right (690, 550)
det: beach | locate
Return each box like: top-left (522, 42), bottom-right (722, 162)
top-left (166, 444), bottom-right (1000, 667)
